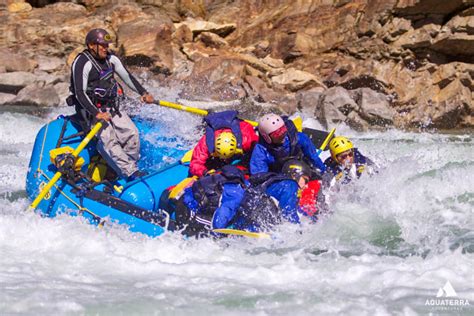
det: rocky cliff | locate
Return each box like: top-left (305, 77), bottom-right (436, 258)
top-left (1, 0), bottom-right (473, 130)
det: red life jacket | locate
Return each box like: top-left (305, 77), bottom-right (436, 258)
top-left (298, 179), bottom-right (321, 217)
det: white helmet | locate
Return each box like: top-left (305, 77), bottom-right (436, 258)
top-left (258, 113), bottom-right (285, 144)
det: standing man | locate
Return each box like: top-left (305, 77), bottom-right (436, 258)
top-left (68, 28), bottom-right (154, 181)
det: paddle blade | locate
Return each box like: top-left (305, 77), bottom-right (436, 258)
top-left (213, 228), bottom-right (271, 239)
top-left (292, 116), bottom-right (303, 132)
top-left (303, 127), bottom-right (335, 150)
top-left (181, 149), bottom-right (193, 163)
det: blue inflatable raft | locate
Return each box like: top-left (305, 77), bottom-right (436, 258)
top-left (26, 115), bottom-right (190, 237)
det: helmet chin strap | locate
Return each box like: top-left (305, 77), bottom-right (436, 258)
top-left (88, 43), bottom-right (105, 59)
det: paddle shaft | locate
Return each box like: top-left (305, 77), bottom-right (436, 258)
top-left (29, 122), bottom-right (103, 210)
top-left (213, 228), bottom-right (271, 239)
top-left (319, 127), bottom-right (336, 151)
top-left (155, 100), bottom-right (258, 127)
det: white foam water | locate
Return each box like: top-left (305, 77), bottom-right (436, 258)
top-left (0, 103), bottom-right (472, 315)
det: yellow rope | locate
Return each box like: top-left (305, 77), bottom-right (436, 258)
top-left (37, 170), bottom-right (102, 221)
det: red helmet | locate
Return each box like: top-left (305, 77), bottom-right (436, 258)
top-left (85, 28), bottom-right (113, 47)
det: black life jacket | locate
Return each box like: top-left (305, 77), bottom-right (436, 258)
top-left (72, 50), bottom-right (120, 109)
top-left (204, 110), bottom-right (243, 154)
top-left (261, 118), bottom-right (302, 173)
top-left (191, 165), bottom-right (246, 225)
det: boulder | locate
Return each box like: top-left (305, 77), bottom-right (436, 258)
top-left (173, 24), bottom-right (193, 47)
top-left (271, 68), bottom-right (326, 92)
top-left (0, 50), bottom-right (37, 72)
top-left (275, 94), bottom-right (298, 114)
top-left (394, 23), bottom-right (441, 49)
top-left (181, 42), bottom-right (210, 62)
top-left (175, 18), bottom-right (236, 38)
top-left (53, 82), bottom-right (71, 105)
top-left (117, 18), bottom-right (174, 69)
top-left (431, 14), bottom-right (474, 58)
top-left (382, 17), bottom-right (412, 42)
top-left (0, 72), bottom-right (40, 94)
top-left (109, 4), bottom-right (148, 31)
top-left (244, 75), bottom-right (283, 103)
top-left (33, 71), bottom-right (63, 86)
top-left (237, 53), bottom-right (273, 74)
top-left (0, 92), bottom-right (17, 105)
top-left (244, 65), bottom-right (264, 78)
top-left (262, 55), bottom-right (285, 69)
top-left (8, 1), bottom-right (32, 13)
top-left (430, 79), bottom-right (472, 128)
top-left (36, 55), bottom-right (64, 73)
top-left (318, 87), bottom-right (357, 128)
top-left (196, 32), bottom-right (229, 49)
top-left (346, 111), bottom-right (370, 132)
top-left (352, 88), bottom-right (396, 126)
top-left (12, 84), bottom-right (60, 107)
top-left (296, 88), bottom-right (324, 111)
top-left (253, 40), bottom-right (271, 58)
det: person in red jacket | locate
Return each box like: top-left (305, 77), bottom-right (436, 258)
top-left (190, 110), bottom-right (259, 178)
top-left (281, 159), bottom-right (327, 221)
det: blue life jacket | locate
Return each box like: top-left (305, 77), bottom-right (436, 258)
top-left (204, 110), bottom-right (243, 154)
top-left (260, 117), bottom-right (302, 172)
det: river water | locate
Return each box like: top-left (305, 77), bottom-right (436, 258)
top-left (0, 100), bottom-right (472, 315)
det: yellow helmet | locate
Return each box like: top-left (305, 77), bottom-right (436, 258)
top-left (329, 136), bottom-right (354, 160)
top-left (215, 132), bottom-right (237, 159)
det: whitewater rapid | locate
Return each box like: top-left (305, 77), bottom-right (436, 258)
top-left (0, 104), bottom-right (472, 315)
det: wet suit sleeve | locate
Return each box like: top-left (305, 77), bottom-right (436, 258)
top-left (109, 55), bottom-right (147, 96)
top-left (354, 148), bottom-right (378, 175)
top-left (298, 132), bottom-right (326, 172)
top-left (212, 183), bottom-right (245, 229)
top-left (249, 143), bottom-right (273, 175)
top-left (71, 55), bottom-right (99, 116)
top-left (189, 135), bottom-right (211, 177)
top-left (266, 180), bottom-right (300, 224)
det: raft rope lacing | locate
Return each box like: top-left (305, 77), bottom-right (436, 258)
top-left (38, 170), bottom-right (103, 226)
top-left (36, 122), bottom-right (49, 176)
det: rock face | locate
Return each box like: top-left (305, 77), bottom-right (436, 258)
top-left (0, 0), bottom-right (472, 130)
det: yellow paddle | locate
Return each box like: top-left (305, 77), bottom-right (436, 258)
top-left (319, 127), bottom-right (336, 151)
top-left (213, 228), bottom-right (271, 239)
top-left (28, 121), bottom-right (104, 211)
top-left (155, 100), bottom-right (259, 127)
